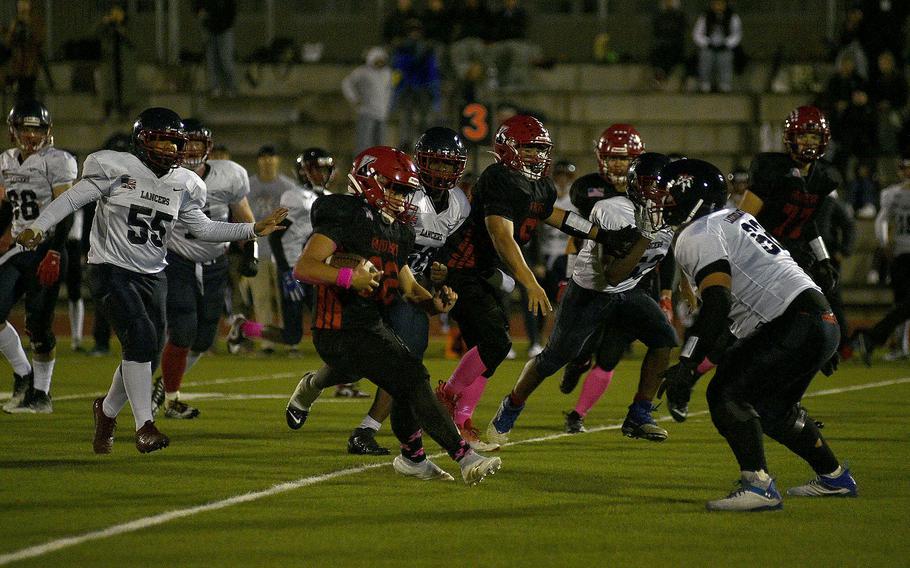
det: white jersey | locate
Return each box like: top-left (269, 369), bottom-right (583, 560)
top-left (278, 185), bottom-right (320, 267)
top-left (248, 173), bottom-right (297, 260)
top-left (675, 209), bottom-right (819, 339)
top-left (68, 208), bottom-right (84, 240)
top-left (573, 196), bottom-right (673, 293)
top-left (407, 187), bottom-right (471, 274)
top-left (875, 183), bottom-right (910, 256)
top-left (539, 192), bottom-right (574, 261)
top-left (0, 146), bottom-right (77, 237)
top-left (168, 160), bottom-right (250, 262)
top-left (79, 150), bottom-right (209, 274)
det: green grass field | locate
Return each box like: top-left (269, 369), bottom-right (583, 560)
top-left (1, 340), bottom-right (909, 567)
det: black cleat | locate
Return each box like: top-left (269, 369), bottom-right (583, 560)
top-left (564, 410), bottom-right (586, 434)
top-left (7, 388), bottom-right (54, 414)
top-left (347, 427), bottom-right (390, 455)
top-left (559, 358), bottom-right (591, 394)
top-left (163, 399), bottom-right (200, 419)
top-left (3, 371), bottom-right (33, 413)
top-left (135, 421), bottom-right (170, 453)
top-left (151, 377), bottom-right (165, 416)
top-left (286, 406), bottom-right (309, 430)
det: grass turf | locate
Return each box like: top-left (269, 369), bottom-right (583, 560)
top-left (1, 340), bottom-right (909, 567)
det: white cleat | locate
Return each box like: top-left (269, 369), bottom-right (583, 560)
top-left (392, 456), bottom-right (454, 481)
top-left (485, 421), bottom-right (510, 446)
top-left (706, 475), bottom-right (783, 512)
top-left (459, 451), bottom-right (502, 485)
top-left (285, 371), bottom-right (322, 430)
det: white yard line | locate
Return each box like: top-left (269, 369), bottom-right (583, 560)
top-left (50, 372), bottom-right (302, 402)
top-left (1, 376), bottom-right (908, 566)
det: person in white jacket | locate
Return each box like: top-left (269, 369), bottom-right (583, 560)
top-left (341, 47), bottom-right (393, 152)
top-left (692, 0), bottom-right (742, 93)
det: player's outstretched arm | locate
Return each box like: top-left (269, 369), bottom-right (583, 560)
top-left (401, 264), bottom-right (457, 315)
top-left (180, 207), bottom-right (287, 242)
top-left (17, 180), bottom-right (103, 249)
top-left (545, 207), bottom-right (639, 258)
top-left (486, 214), bottom-right (552, 316)
top-left (293, 233), bottom-right (379, 293)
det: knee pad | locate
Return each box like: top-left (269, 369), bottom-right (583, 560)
top-left (762, 404), bottom-right (810, 440)
top-left (478, 337), bottom-right (511, 376)
top-left (707, 380), bottom-right (758, 432)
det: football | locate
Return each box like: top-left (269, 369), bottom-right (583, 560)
top-left (326, 252), bottom-right (378, 274)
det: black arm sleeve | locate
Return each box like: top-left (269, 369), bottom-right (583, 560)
top-left (657, 247), bottom-right (676, 292)
top-left (681, 285), bottom-right (733, 364)
top-left (47, 211), bottom-right (73, 252)
top-left (269, 219), bottom-right (292, 273)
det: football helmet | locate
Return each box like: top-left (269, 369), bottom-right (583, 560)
top-left (596, 123), bottom-right (644, 186)
top-left (296, 147), bottom-right (335, 189)
top-left (648, 159), bottom-right (727, 230)
top-left (414, 127), bottom-right (468, 193)
top-left (493, 115), bottom-right (552, 180)
top-left (627, 152), bottom-right (670, 207)
top-left (784, 106), bottom-right (830, 163)
top-left (8, 100), bottom-right (52, 154)
top-left (349, 146), bottom-right (420, 223)
top-left (131, 107), bottom-right (187, 171)
top-left (181, 117), bottom-right (213, 169)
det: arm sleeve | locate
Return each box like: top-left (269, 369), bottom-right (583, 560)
top-left (270, 219), bottom-right (292, 272)
top-left (726, 14), bottom-right (742, 48)
top-left (30, 179), bottom-right (104, 233)
top-left (179, 208), bottom-right (256, 242)
top-left (692, 15), bottom-right (708, 48)
top-left (658, 245), bottom-right (677, 291)
top-left (875, 190), bottom-right (893, 246)
top-left (341, 69), bottom-right (360, 104)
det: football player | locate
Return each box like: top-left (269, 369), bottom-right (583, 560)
top-left (655, 159), bottom-right (855, 511)
top-left (283, 146), bottom-right (502, 484)
top-left (0, 100), bottom-right (77, 413)
top-left (150, 118), bottom-right (258, 419)
top-left (485, 151), bottom-right (677, 445)
top-left (344, 127), bottom-right (471, 455)
top-left (433, 115), bottom-right (637, 448)
top-left (17, 107), bottom-right (287, 454)
top-left (853, 155), bottom-right (910, 365)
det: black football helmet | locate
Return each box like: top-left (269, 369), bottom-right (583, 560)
top-left (649, 159), bottom-right (727, 229)
top-left (414, 127), bottom-right (468, 193)
top-left (296, 147), bottom-right (335, 189)
top-left (181, 117), bottom-right (213, 169)
top-left (8, 100), bottom-right (52, 154)
top-left (131, 107), bottom-right (187, 171)
top-left (627, 152), bottom-right (670, 206)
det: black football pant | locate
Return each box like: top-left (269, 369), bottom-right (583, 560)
top-left (312, 325), bottom-right (464, 455)
top-left (868, 253), bottom-right (910, 346)
top-left (706, 289), bottom-right (840, 475)
top-left (164, 251), bottom-right (229, 353)
top-left (0, 243), bottom-right (65, 354)
top-left (446, 272), bottom-right (512, 377)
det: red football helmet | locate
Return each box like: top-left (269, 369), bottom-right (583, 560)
top-left (493, 115), bottom-right (552, 180)
top-left (784, 106), bottom-right (830, 163)
top-left (348, 146), bottom-right (420, 223)
top-left (596, 124), bottom-right (644, 187)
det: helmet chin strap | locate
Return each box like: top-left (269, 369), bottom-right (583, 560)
top-left (681, 198), bottom-right (705, 225)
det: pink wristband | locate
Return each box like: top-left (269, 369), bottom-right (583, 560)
top-left (336, 267), bottom-right (354, 289)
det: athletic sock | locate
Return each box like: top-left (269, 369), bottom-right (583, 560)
top-left (241, 320), bottom-right (264, 338)
top-left (508, 390), bottom-right (526, 408)
top-left (121, 360), bottom-right (153, 430)
top-left (165, 390), bottom-right (180, 403)
top-left (742, 469), bottom-right (772, 487)
top-left (574, 366), bottom-right (613, 417)
top-left (823, 464), bottom-right (844, 478)
top-left (633, 391), bottom-right (652, 404)
top-left (185, 351), bottom-right (204, 374)
top-left (359, 415), bottom-right (382, 432)
top-left (103, 365), bottom-right (128, 418)
top-left (161, 342), bottom-right (190, 394)
top-left (445, 346), bottom-right (487, 396)
top-left (696, 357), bottom-right (716, 375)
top-left (68, 299), bottom-right (84, 347)
top-left (454, 376), bottom-right (487, 427)
top-left (0, 323), bottom-right (32, 376)
top-left (31, 359), bottom-right (55, 393)
top-left (449, 440), bottom-right (471, 462)
top-left (399, 430), bottom-right (426, 463)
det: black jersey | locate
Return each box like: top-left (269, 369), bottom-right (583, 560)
top-left (748, 153), bottom-right (840, 264)
top-left (440, 162), bottom-right (556, 272)
top-left (310, 194), bottom-right (415, 331)
top-left (569, 172), bottom-right (621, 220)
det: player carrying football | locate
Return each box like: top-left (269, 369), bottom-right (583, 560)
top-left (655, 159), bottom-right (856, 511)
top-left (17, 107), bottom-right (287, 454)
top-left (0, 100), bottom-right (77, 413)
top-left (284, 146), bottom-right (502, 484)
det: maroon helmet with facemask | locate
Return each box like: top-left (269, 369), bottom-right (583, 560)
top-left (348, 146), bottom-right (421, 224)
top-left (493, 115), bottom-right (552, 180)
top-left (784, 106), bottom-right (830, 163)
top-left (596, 123), bottom-right (644, 186)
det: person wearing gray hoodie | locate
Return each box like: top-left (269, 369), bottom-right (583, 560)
top-left (342, 47), bottom-right (393, 153)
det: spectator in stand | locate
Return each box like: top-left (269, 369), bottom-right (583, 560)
top-left (650, 0), bottom-right (687, 88)
top-left (858, 0), bottom-right (909, 67)
top-left (2, 0), bottom-right (45, 102)
top-left (825, 54), bottom-right (868, 175)
top-left (841, 88), bottom-right (880, 203)
top-left (871, 50), bottom-right (908, 156)
top-left (382, 0), bottom-right (418, 46)
top-left (451, 0), bottom-right (491, 101)
top-left (832, 4), bottom-right (868, 80)
top-left (424, 0), bottom-right (453, 45)
top-left (194, 0), bottom-right (238, 97)
top-left (341, 47), bottom-right (393, 153)
top-left (488, 0), bottom-right (536, 88)
top-left (846, 160), bottom-right (880, 218)
top-left (392, 21), bottom-right (441, 151)
top-left (98, 1), bottom-right (136, 119)
top-left (692, 0), bottom-right (742, 93)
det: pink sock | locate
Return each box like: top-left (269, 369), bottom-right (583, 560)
top-left (454, 377), bottom-right (488, 427)
top-left (444, 346), bottom-right (487, 397)
top-left (696, 357), bottom-right (715, 375)
top-left (241, 320), bottom-right (264, 338)
top-left (574, 366), bottom-right (614, 417)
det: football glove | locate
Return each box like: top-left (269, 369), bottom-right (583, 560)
top-left (37, 250), bottom-right (61, 287)
top-left (659, 296), bottom-right (673, 323)
top-left (239, 241), bottom-right (259, 277)
top-left (281, 270), bottom-right (306, 303)
top-left (813, 259), bottom-right (839, 295)
top-left (657, 359), bottom-right (698, 423)
top-left (820, 351), bottom-right (839, 377)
